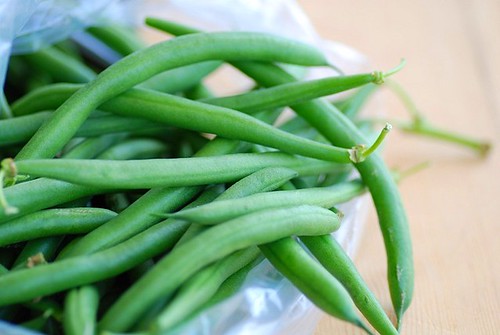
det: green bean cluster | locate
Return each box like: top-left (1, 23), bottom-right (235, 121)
top-left (0, 18), bottom-right (413, 335)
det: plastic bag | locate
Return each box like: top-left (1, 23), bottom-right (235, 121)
top-left (0, 1), bottom-right (372, 334)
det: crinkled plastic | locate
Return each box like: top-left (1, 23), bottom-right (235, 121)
top-left (0, 1), bottom-right (373, 334)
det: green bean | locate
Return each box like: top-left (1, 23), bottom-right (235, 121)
top-left (335, 84), bottom-right (378, 120)
top-left (0, 111), bottom-right (52, 147)
top-left (10, 84), bottom-right (371, 164)
top-left (201, 72), bottom-right (385, 114)
top-left (21, 46), bottom-right (96, 83)
top-left (63, 133), bottom-right (128, 159)
top-left (87, 25), bottom-right (145, 57)
top-left (0, 179), bottom-right (105, 224)
top-left (15, 32), bottom-right (331, 160)
top-left (0, 208), bottom-right (117, 247)
top-left (63, 286), bottom-right (100, 335)
top-left (168, 179), bottom-right (365, 225)
top-left (197, 256), bottom-right (263, 313)
top-left (76, 114), bottom-right (165, 138)
top-left (0, 263), bottom-right (8, 275)
top-left (12, 237), bottom-right (63, 269)
top-left (140, 61), bottom-right (223, 94)
top-left (97, 138), bottom-right (168, 160)
top-left (98, 205), bottom-right (340, 332)
top-left (155, 247), bottom-right (261, 331)
top-left (7, 153), bottom-right (341, 189)
top-left (301, 234), bottom-right (398, 335)
top-left (259, 237), bottom-right (371, 333)
top-left (219, 167), bottom-right (298, 200)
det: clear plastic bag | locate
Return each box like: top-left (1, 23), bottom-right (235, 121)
top-left (0, 1), bottom-right (372, 334)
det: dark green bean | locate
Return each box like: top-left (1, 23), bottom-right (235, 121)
top-left (0, 208), bottom-right (117, 247)
top-left (21, 46), bottom-right (96, 83)
top-left (301, 234), bottom-right (398, 335)
top-left (98, 205), bottom-right (340, 332)
top-left (12, 237), bottom-right (63, 269)
top-left (7, 153), bottom-right (341, 189)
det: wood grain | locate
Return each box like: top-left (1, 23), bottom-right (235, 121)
top-left (296, 1), bottom-right (500, 334)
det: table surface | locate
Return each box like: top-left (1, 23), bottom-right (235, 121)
top-left (295, 1), bottom-right (500, 334)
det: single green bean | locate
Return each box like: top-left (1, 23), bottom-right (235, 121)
top-left (86, 24), bottom-right (223, 93)
top-left (63, 286), bottom-right (100, 335)
top-left (168, 179), bottom-right (365, 225)
top-left (15, 32), bottom-right (331, 160)
top-left (63, 133), bottom-right (128, 159)
top-left (155, 247), bottom-right (261, 331)
top-left (259, 237), bottom-right (371, 333)
top-left (0, 111), bottom-right (52, 147)
top-left (98, 205), bottom-right (340, 332)
top-left (87, 25), bottom-right (145, 56)
top-left (201, 72), bottom-right (384, 114)
top-left (301, 234), bottom-right (398, 335)
top-left (7, 153), bottom-right (340, 190)
top-left (12, 237), bottom-right (63, 269)
top-left (0, 207), bottom-right (117, 247)
top-left (97, 138), bottom-right (168, 160)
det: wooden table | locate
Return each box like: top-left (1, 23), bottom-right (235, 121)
top-left (296, 1), bottom-right (500, 334)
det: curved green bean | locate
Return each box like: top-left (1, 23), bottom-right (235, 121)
top-left (260, 237), bottom-right (371, 333)
top-left (301, 234), bottom-right (398, 335)
top-left (0, 207), bottom-right (117, 247)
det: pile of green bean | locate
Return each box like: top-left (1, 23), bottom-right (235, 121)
top-left (0, 18), bottom-right (414, 335)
